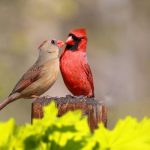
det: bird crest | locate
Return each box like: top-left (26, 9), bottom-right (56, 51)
top-left (70, 28), bottom-right (87, 38)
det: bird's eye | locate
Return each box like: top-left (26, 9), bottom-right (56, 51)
top-left (70, 34), bottom-right (80, 41)
top-left (51, 40), bottom-right (55, 44)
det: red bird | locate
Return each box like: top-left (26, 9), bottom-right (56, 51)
top-left (60, 28), bottom-right (94, 98)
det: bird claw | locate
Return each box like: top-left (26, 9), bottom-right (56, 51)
top-left (73, 95), bottom-right (87, 98)
top-left (72, 95), bottom-right (87, 102)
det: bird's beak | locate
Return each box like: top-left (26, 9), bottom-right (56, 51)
top-left (65, 36), bottom-right (74, 45)
top-left (57, 40), bottom-right (65, 48)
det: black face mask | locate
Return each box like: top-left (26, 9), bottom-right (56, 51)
top-left (66, 34), bottom-right (81, 51)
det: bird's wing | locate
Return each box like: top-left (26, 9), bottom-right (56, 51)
top-left (82, 59), bottom-right (94, 96)
top-left (10, 65), bottom-right (42, 95)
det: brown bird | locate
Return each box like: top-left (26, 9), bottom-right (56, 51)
top-left (0, 39), bottom-right (64, 110)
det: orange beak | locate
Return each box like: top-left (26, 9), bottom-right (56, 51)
top-left (57, 40), bottom-right (65, 48)
top-left (65, 36), bottom-right (74, 45)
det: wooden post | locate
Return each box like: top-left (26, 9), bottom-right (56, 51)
top-left (31, 95), bottom-right (107, 132)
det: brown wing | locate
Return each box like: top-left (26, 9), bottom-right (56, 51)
top-left (10, 65), bottom-right (42, 95)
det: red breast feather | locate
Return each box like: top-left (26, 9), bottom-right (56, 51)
top-left (60, 51), bottom-right (94, 97)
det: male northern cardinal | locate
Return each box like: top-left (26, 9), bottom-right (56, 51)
top-left (60, 28), bottom-right (94, 98)
top-left (0, 39), bottom-right (64, 110)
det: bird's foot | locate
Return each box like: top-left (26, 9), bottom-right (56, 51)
top-left (73, 95), bottom-right (87, 98)
top-left (72, 95), bottom-right (87, 102)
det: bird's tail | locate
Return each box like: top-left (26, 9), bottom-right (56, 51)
top-left (0, 93), bottom-right (21, 110)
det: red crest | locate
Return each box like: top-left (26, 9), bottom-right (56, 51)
top-left (70, 28), bottom-right (87, 38)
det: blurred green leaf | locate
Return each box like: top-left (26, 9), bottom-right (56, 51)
top-left (1, 103), bottom-right (150, 149)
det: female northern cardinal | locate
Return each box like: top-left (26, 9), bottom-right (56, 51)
top-left (0, 39), bottom-right (64, 110)
top-left (60, 28), bottom-right (94, 98)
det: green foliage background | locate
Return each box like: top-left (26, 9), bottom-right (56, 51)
top-left (1, 102), bottom-right (150, 150)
